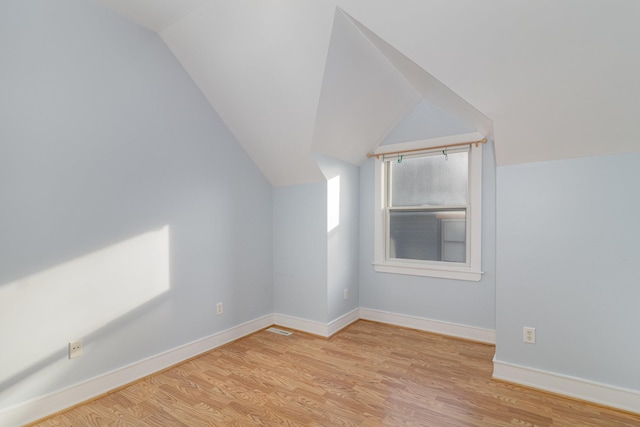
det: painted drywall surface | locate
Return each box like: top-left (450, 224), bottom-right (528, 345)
top-left (359, 141), bottom-right (496, 329)
top-left (0, 0), bottom-right (272, 408)
top-left (310, 10), bottom-right (420, 165)
top-left (495, 153), bottom-right (640, 390)
top-left (94, 0), bottom-right (211, 33)
top-left (315, 155), bottom-right (360, 322)
top-left (383, 100), bottom-right (475, 145)
top-left (338, 0), bottom-right (640, 166)
top-left (84, 0), bottom-right (640, 182)
top-left (159, 0), bottom-right (337, 186)
top-left (273, 182), bottom-right (328, 323)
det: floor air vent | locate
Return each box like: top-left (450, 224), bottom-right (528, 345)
top-left (267, 327), bottom-right (293, 336)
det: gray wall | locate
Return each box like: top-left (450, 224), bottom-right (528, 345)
top-left (273, 182), bottom-right (328, 322)
top-left (496, 152), bottom-right (640, 390)
top-left (359, 142), bottom-right (496, 329)
top-left (0, 0), bottom-right (273, 408)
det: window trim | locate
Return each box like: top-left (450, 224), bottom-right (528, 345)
top-left (373, 133), bottom-right (484, 281)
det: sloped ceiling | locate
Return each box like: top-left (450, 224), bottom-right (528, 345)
top-left (95, 0), bottom-right (640, 185)
top-left (310, 10), bottom-right (422, 165)
top-left (383, 100), bottom-right (475, 146)
top-left (338, 0), bottom-right (640, 165)
top-left (158, 1), bottom-right (337, 185)
top-left (311, 11), bottom-right (491, 164)
top-left (95, 0), bottom-right (211, 33)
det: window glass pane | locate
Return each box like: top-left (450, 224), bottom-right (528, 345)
top-left (389, 151), bottom-right (468, 207)
top-left (389, 209), bottom-right (466, 263)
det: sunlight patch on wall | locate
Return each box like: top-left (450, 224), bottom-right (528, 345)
top-left (327, 175), bottom-right (340, 232)
top-left (0, 226), bottom-right (170, 387)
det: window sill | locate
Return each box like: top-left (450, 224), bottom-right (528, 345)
top-left (373, 262), bottom-right (483, 282)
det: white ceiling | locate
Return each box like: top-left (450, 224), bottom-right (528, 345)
top-left (95, 0), bottom-right (211, 33)
top-left (95, 0), bottom-right (640, 185)
top-left (310, 10), bottom-right (422, 165)
top-left (159, 0), bottom-right (337, 185)
top-left (311, 10), bottom-right (493, 165)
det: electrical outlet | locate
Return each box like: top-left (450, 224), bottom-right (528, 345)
top-left (343, 289), bottom-right (348, 300)
top-left (216, 302), bottom-right (223, 315)
top-left (523, 327), bottom-right (536, 344)
top-left (69, 340), bottom-right (83, 359)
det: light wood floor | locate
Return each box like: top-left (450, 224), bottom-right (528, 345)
top-left (32, 321), bottom-right (640, 426)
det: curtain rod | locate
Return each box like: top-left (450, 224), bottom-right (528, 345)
top-left (366, 138), bottom-right (488, 159)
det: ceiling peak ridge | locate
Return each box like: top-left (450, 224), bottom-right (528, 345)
top-left (335, 8), bottom-right (417, 99)
top-left (338, 9), bottom-right (493, 140)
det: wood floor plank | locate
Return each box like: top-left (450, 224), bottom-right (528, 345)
top-left (30, 321), bottom-right (640, 426)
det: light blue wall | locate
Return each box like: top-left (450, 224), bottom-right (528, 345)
top-left (0, 0), bottom-right (272, 408)
top-left (496, 152), bottom-right (640, 390)
top-left (359, 142), bottom-right (496, 329)
top-left (273, 155), bottom-right (359, 325)
top-left (273, 182), bottom-right (328, 322)
top-left (315, 155), bottom-right (360, 322)
top-left (13, 0), bottom-right (625, 416)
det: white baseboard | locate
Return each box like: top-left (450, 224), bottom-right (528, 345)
top-left (7, 309), bottom-right (638, 425)
top-left (359, 308), bottom-right (496, 344)
top-left (0, 309), bottom-right (494, 426)
top-left (273, 313), bottom-right (328, 337)
top-left (273, 309), bottom-right (360, 338)
top-left (0, 314), bottom-right (274, 427)
top-left (493, 359), bottom-right (640, 415)
top-left (327, 309), bottom-right (360, 336)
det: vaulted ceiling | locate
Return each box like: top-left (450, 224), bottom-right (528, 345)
top-left (95, 0), bottom-right (640, 186)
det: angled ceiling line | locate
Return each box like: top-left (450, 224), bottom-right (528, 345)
top-left (310, 7), bottom-right (422, 166)
top-left (330, 9), bottom-right (423, 154)
top-left (340, 9), bottom-right (493, 141)
top-left (307, 8), bottom-right (345, 160)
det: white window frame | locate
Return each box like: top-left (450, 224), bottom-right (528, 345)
top-left (373, 133), bottom-right (484, 281)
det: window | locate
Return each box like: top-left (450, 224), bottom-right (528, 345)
top-left (373, 137), bottom-right (483, 281)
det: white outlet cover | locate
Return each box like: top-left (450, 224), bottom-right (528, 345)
top-left (523, 327), bottom-right (536, 344)
top-left (69, 340), bottom-right (83, 359)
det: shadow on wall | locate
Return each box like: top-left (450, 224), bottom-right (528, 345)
top-left (0, 226), bottom-right (171, 406)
